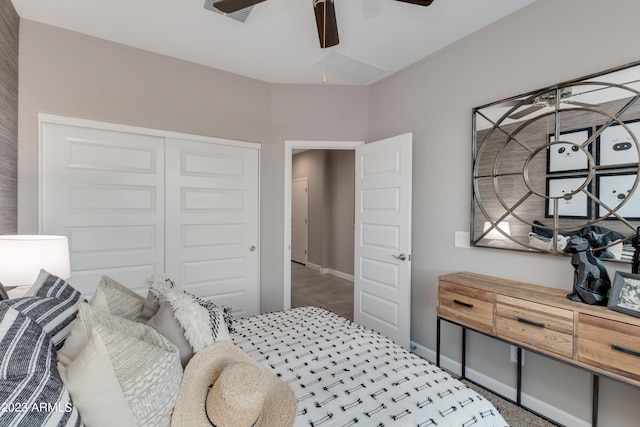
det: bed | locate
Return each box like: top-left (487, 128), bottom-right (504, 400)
top-left (232, 306), bottom-right (508, 427)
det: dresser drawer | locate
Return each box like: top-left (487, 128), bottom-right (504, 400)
top-left (438, 281), bottom-right (494, 334)
top-left (496, 295), bottom-right (574, 358)
top-left (577, 314), bottom-right (640, 381)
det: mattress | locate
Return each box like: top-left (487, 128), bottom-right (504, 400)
top-left (233, 306), bottom-right (508, 427)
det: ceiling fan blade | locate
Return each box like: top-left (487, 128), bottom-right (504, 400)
top-left (508, 104), bottom-right (544, 120)
top-left (395, 0), bottom-right (434, 6)
top-left (213, 0), bottom-right (267, 14)
top-left (314, 0), bottom-right (339, 48)
top-left (502, 98), bottom-right (534, 107)
top-left (563, 100), bottom-right (601, 108)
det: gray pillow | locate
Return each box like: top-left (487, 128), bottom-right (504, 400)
top-left (146, 302), bottom-right (193, 367)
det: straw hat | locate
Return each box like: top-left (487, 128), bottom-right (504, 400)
top-left (171, 341), bottom-right (297, 427)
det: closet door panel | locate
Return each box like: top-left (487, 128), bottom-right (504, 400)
top-left (165, 138), bottom-right (259, 318)
top-left (40, 123), bottom-right (165, 295)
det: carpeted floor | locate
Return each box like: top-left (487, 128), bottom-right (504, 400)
top-left (458, 377), bottom-right (559, 427)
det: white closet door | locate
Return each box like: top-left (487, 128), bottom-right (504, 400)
top-left (165, 138), bottom-right (259, 318)
top-left (40, 123), bottom-right (165, 295)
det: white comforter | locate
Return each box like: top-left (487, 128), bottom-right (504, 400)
top-left (233, 307), bottom-right (508, 427)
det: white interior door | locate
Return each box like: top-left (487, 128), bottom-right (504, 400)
top-left (40, 122), bottom-right (165, 295)
top-left (354, 133), bottom-right (412, 348)
top-left (291, 178), bottom-right (308, 264)
top-left (165, 138), bottom-right (260, 318)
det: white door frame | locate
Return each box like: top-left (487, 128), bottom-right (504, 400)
top-left (291, 177), bottom-right (309, 265)
top-left (283, 140), bottom-right (364, 310)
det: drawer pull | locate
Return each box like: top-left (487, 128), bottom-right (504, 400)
top-left (612, 344), bottom-right (640, 358)
top-left (453, 299), bottom-right (474, 309)
top-left (517, 317), bottom-right (545, 328)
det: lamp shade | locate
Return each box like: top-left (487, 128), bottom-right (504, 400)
top-left (0, 235), bottom-right (71, 286)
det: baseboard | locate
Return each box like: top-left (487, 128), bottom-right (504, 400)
top-left (326, 268), bottom-right (354, 282)
top-left (305, 263), bottom-right (354, 282)
top-left (305, 262), bottom-right (325, 273)
top-left (410, 341), bottom-right (590, 427)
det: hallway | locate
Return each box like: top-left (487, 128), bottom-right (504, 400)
top-left (290, 262), bottom-right (354, 321)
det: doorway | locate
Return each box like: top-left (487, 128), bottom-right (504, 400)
top-left (290, 149), bottom-right (356, 319)
top-left (283, 140), bottom-right (364, 314)
top-left (284, 135), bottom-right (413, 348)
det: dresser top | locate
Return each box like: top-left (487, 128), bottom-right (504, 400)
top-left (439, 271), bottom-right (640, 326)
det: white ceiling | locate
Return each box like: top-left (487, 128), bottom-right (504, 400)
top-left (11, 0), bottom-right (536, 85)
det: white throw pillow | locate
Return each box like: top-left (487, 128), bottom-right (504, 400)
top-left (146, 275), bottom-right (232, 353)
top-left (60, 324), bottom-right (182, 427)
top-left (59, 329), bottom-right (137, 427)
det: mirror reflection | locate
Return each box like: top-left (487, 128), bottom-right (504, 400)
top-left (472, 61), bottom-right (640, 262)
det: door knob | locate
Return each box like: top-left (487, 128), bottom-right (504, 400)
top-left (392, 253), bottom-right (407, 261)
top-left (250, 245), bottom-right (256, 252)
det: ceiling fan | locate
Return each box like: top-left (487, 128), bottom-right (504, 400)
top-left (507, 88), bottom-right (601, 120)
top-left (213, 0), bottom-right (434, 48)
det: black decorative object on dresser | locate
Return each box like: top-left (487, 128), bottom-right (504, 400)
top-left (566, 235), bottom-right (611, 305)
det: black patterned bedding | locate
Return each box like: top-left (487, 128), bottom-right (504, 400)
top-left (233, 306), bottom-right (508, 427)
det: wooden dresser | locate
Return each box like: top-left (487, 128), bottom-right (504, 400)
top-left (437, 272), bottom-right (640, 427)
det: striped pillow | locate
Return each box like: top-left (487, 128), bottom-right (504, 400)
top-left (5, 270), bottom-right (83, 349)
top-left (26, 269), bottom-right (83, 302)
top-left (0, 303), bottom-right (82, 426)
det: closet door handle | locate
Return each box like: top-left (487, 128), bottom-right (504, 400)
top-left (249, 245), bottom-right (256, 252)
top-left (392, 253), bottom-right (407, 261)
top-left (612, 344), bottom-right (640, 358)
top-left (517, 317), bottom-right (545, 328)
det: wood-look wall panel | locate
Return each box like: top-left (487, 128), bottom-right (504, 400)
top-left (0, 0), bottom-right (19, 234)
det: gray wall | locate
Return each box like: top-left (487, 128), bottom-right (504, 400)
top-left (16, 20), bottom-right (369, 314)
top-left (0, 0), bottom-right (18, 234)
top-left (368, 0), bottom-right (640, 424)
top-left (328, 150), bottom-right (355, 275)
top-left (292, 150), bottom-right (354, 275)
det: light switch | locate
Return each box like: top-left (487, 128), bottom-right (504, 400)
top-left (454, 231), bottom-right (470, 248)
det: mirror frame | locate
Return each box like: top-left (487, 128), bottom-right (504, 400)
top-left (471, 60), bottom-right (640, 262)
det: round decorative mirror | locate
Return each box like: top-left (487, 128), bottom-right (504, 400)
top-left (472, 61), bottom-right (640, 263)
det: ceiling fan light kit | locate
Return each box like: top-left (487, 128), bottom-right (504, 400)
top-left (213, 0), bottom-right (434, 49)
